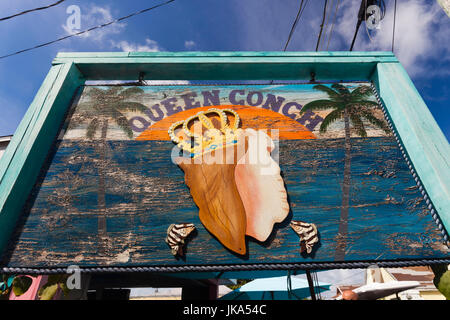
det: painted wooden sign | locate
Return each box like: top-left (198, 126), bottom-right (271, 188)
top-left (1, 81), bottom-right (448, 268)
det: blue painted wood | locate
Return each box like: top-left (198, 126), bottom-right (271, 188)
top-left (0, 62), bottom-right (84, 254)
top-left (2, 82), bottom-right (447, 269)
top-left (0, 52), bottom-right (447, 272)
top-left (55, 51), bottom-right (396, 58)
top-left (372, 63), bottom-right (450, 233)
top-left (4, 137), bottom-right (446, 267)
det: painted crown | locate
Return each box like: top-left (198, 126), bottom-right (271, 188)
top-left (168, 108), bottom-right (242, 158)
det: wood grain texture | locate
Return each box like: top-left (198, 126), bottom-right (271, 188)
top-left (2, 137), bottom-right (447, 268)
top-left (0, 62), bottom-right (84, 254)
top-left (55, 51), bottom-right (397, 58)
top-left (137, 105), bottom-right (315, 141)
top-left (52, 51), bottom-right (398, 81)
top-left (1, 52), bottom-right (448, 269)
top-left (176, 139), bottom-right (247, 255)
top-left (372, 63), bottom-right (450, 232)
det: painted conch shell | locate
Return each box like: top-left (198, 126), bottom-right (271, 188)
top-left (175, 133), bottom-right (248, 255)
top-left (166, 223), bottom-right (196, 256)
top-left (170, 108), bottom-right (294, 255)
top-left (235, 129), bottom-right (290, 242)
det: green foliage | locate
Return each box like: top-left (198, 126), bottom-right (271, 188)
top-left (301, 84), bottom-right (390, 137)
top-left (300, 100), bottom-right (340, 114)
top-left (437, 270), bottom-right (450, 300)
top-left (311, 85), bottom-right (340, 100)
top-left (227, 279), bottom-right (252, 291)
top-left (0, 275), bottom-right (33, 298)
top-left (431, 264), bottom-right (450, 300)
top-left (349, 113), bottom-right (367, 137)
top-left (11, 276), bottom-right (33, 296)
top-left (319, 109), bottom-right (342, 133)
top-left (0, 275), bottom-right (15, 299)
top-left (77, 87), bottom-right (148, 140)
top-left (38, 275), bottom-right (69, 300)
top-left (331, 83), bottom-right (350, 95)
top-left (0, 273), bottom-right (71, 300)
top-left (86, 118), bottom-right (99, 139)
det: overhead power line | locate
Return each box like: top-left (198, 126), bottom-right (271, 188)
top-left (391, 0), bottom-right (397, 52)
top-left (271, 0), bottom-right (309, 85)
top-left (318, 0), bottom-right (334, 51)
top-left (349, 0), bottom-right (368, 51)
top-left (283, 0), bottom-right (310, 51)
top-left (0, 0), bottom-right (175, 60)
top-left (326, 0), bottom-right (341, 51)
top-left (0, 0), bottom-right (65, 22)
top-left (349, 0), bottom-right (386, 51)
top-left (315, 0), bottom-right (329, 51)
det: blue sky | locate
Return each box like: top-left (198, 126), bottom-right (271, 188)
top-left (0, 0), bottom-right (449, 140)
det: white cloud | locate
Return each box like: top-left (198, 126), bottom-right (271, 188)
top-left (334, 0), bottom-right (450, 77)
top-left (89, 38), bottom-right (191, 84)
top-left (184, 40), bottom-right (196, 49)
top-left (111, 38), bottom-right (163, 52)
top-left (62, 6), bottom-right (126, 43)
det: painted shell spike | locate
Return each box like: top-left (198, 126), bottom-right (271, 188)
top-left (166, 223), bottom-right (196, 256)
top-left (290, 220), bottom-right (319, 254)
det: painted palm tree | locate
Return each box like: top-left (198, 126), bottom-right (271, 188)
top-left (300, 83), bottom-right (390, 261)
top-left (74, 87), bottom-right (148, 240)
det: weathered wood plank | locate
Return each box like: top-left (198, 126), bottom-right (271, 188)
top-left (55, 51), bottom-right (397, 58)
top-left (372, 63), bottom-right (450, 232)
top-left (53, 62), bottom-right (380, 81)
top-left (0, 66), bottom-right (62, 183)
top-left (2, 83), bottom-right (447, 268)
top-left (1, 52), bottom-right (448, 271)
top-left (4, 137), bottom-right (446, 268)
top-left (52, 51), bottom-right (397, 81)
top-left (0, 63), bottom-right (85, 253)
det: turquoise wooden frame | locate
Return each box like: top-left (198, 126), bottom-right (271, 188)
top-left (0, 51), bottom-right (449, 262)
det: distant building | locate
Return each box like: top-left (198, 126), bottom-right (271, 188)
top-left (0, 135), bottom-right (12, 160)
top-left (334, 266), bottom-right (445, 300)
top-left (129, 285), bottom-right (232, 300)
top-left (385, 266), bottom-right (445, 300)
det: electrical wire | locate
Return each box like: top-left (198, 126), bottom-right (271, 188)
top-left (312, 271), bottom-right (320, 299)
top-left (326, 0), bottom-right (341, 51)
top-left (391, 0), bottom-right (397, 52)
top-left (349, 0), bottom-right (365, 51)
top-left (270, 0), bottom-right (309, 84)
top-left (315, 0), bottom-right (329, 51)
top-left (283, 0), bottom-right (310, 51)
top-left (318, 0), bottom-right (334, 51)
top-left (0, 0), bottom-right (175, 60)
top-left (283, 0), bottom-right (304, 51)
top-left (350, 0), bottom-right (386, 51)
top-left (0, 0), bottom-right (65, 22)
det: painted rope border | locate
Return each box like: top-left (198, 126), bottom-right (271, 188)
top-left (2, 81), bottom-right (448, 273)
top-left (370, 82), bottom-right (450, 246)
top-left (2, 258), bottom-right (450, 274)
top-left (1, 52), bottom-right (448, 274)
